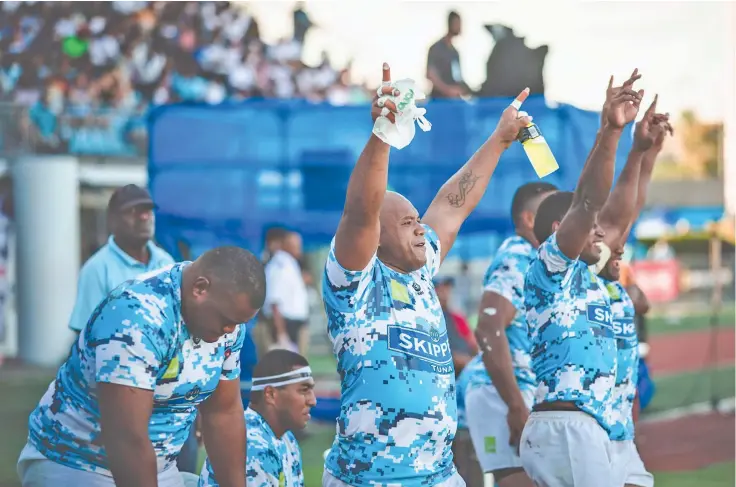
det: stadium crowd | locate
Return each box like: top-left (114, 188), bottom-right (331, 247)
top-left (0, 1), bottom-right (372, 155)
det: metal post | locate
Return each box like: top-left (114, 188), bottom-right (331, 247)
top-left (13, 155), bottom-right (79, 366)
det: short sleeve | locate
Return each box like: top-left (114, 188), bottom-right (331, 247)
top-left (527, 232), bottom-right (577, 292)
top-left (90, 293), bottom-right (168, 390)
top-left (483, 251), bottom-right (532, 311)
top-left (68, 260), bottom-right (109, 332)
top-left (263, 260), bottom-right (289, 311)
top-left (422, 224), bottom-right (442, 278)
top-left (221, 324), bottom-right (246, 381)
top-left (322, 237), bottom-right (377, 313)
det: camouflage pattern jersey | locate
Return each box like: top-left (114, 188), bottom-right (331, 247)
top-left (27, 263), bottom-right (246, 475)
top-left (199, 407), bottom-right (303, 487)
top-left (524, 233), bottom-right (618, 433)
top-left (322, 224), bottom-right (458, 487)
top-left (459, 236), bottom-right (537, 398)
top-left (602, 278), bottom-right (639, 441)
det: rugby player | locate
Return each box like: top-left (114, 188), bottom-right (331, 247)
top-left (321, 62), bottom-right (532, 487)
top-left (599, 104), bottom-right (671, 487)
top-left (199, 349), bottom-right (316, 487)
top-left (519, 70), bottom-right (645, 486)
top-left (459, 182), bottom-right (557, 487)
top-left (18, 247), bottom-right (265, 487)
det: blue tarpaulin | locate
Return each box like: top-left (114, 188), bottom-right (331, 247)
top-left (148, 97), bottom-right (634, 259)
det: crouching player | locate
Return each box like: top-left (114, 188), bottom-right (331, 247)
top-left (199, 350), bottom-right (317, 487)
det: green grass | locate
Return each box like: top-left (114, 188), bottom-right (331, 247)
top-left (654, 461), bottom-right (735, 487)
top-left (646, 307), bottom-right (735, 336)
top-left (644, 366), bottom-right (735, 415)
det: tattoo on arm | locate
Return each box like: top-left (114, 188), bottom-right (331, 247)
top-left (446, 171), bottom-right (480, 208)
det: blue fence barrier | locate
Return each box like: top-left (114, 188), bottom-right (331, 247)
top-left (149, 97), bottom-right (634, 258)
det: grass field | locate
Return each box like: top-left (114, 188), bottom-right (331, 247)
top-left (0, 309), bottom-right (733, 487)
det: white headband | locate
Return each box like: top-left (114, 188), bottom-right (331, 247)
top-left (250, 366), bottom-right (313, 391)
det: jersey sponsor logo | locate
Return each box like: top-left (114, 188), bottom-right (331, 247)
top-left (586, 303), bottom-right (613, 329)
top-left (612, 316), bottom-right (638, 348)
top-left (387, 325), bottom-right (452, 373)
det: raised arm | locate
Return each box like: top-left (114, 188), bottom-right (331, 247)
top-left (334, 63), bottom-right (400, 271)
top-left (619, 112), bottom-right (673, 248)
top-left (423, 89), bottom-right (532, 261)
top-left (556, 72), bottom-right (644, 260)
top-left (599, 96), bottom-right (662, 247)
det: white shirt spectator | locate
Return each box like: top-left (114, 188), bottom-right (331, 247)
top-left (89, 36), bottom-right (120, 67)
top-left (262, 250), bottom-right (309, 321)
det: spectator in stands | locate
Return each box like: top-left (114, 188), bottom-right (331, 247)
top-left (1, 1), bottom-right (371, 157)
top-left (293, 2), bottom-right (313, 47)
top-left (262, 228), bottom-right (310, 356)
top-left (67, 184), bottom-right (174, 336)
top-left (426, 11), bottom-right (469, 99)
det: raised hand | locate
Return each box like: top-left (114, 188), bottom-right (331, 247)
top-left (371, 63), bottom-right (400, 123)
top-left (491, 87), bottom-right (532, 149)
top-left (651, 113), bottom-right (674, 152)
top-left (606, 69), bottom-right (644, 129)
top-left (600, 69), bottom-right (641, 127)
top-left (633, 95), bottom-right (663, 151)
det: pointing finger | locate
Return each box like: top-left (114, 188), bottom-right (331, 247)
top-left (607, 75), bottom-right (614, 92)
top-left (510, 87), bottom-right (530, 110)
top-left (382, 62), bottom-right (391, 85)
top-left (644, 94), bottom-right (659, 117)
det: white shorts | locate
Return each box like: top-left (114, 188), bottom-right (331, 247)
top-left (322, 470), bottom-right (466, 487)
top-left (17, 442), bottom-right (185, 487)
top-left (611, 440), bottom-right (654, 487)
top-left (519, 410), bottom-right (615, 487)
top-left (465, 384), bottom-right (534, 473)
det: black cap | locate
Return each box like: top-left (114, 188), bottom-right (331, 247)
top-left (107, 184), bottom-right (155, 214)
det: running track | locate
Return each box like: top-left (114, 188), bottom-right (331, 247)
top-left (638, 326), bottom-right (735, 471)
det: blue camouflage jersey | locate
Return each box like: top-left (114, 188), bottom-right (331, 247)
top-left (199, 407), bottom-right (303, 487)
top-left (322, 225), bottom-right (457, 487)
top-left (460, 236), bottom-right (536, 398)
top-left (455, 369), bottom-right (468, 430)
top-left (603, 279), bottom-right (638, 441)
top-left (524, 233), bottom-right (618, 432)
top-left (27, 263), bottom-right (245, 475)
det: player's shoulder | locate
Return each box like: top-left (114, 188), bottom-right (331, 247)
top-left (97, 264), bottom-right (180, 328)
top-left (498, 235), bottom-right (535, 258)
top-left (79, 242), bottom-right (118, 274)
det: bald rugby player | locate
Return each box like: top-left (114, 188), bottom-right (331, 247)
top-left (321, 62), bottom-right (533, 487)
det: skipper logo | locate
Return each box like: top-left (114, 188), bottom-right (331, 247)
top-left (612, 316), bottom-right (637, 348)
top-left (387, 325), bottom-right (452, 373)
top-left (587, 303), bottom-right (614, 338)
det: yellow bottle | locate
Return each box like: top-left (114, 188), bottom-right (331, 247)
top-left (517, 121), bottom-right (559, 178)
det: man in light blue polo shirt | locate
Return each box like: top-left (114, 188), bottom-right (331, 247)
top-left (68, 184), bottom-right (174, 333)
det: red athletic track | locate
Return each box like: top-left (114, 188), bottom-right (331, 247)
top-left (638, 326), bottom-right (735, 472)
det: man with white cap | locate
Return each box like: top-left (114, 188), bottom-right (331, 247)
top-left (199, 349), bottom-right (316, 487)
